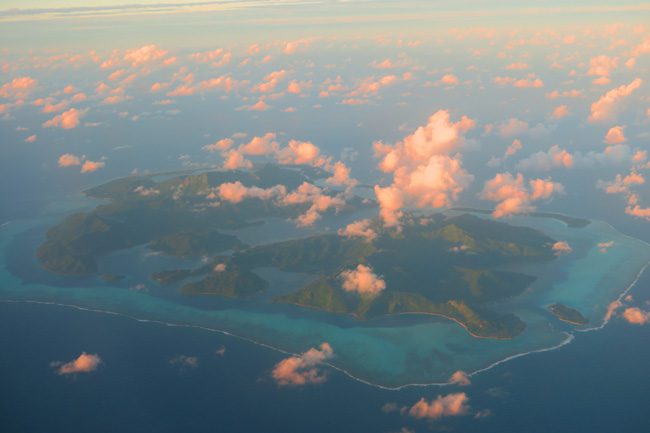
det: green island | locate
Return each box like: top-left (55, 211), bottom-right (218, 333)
top-left (36, 164), bottom-right (563, 339)
top-left (548, 303), bottom-right (589, 326)
top-left (453, 207), bottom-right (591, 228)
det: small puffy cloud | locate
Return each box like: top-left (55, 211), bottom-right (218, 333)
top-left (287, 80), bottom-right (312, 94)
top-left (239, 132), bottom-right (278, 156)
top-left (622, 307), bottom-right (650, 325)
top-left (588, 78), bottom-right (642, 123)
top-left (203, 138), bottom-right (234, 153)
top-left (24, 134), bottom-right (37, 143)
top-left (213, 263), bottom-right (227, 272)
top-left (588, 55), bottom-right (618, 82)
top-left (283, 39), bottom-right (310, 55)
top-left (326, 161), bottom-right (357, 189)
top-left (53, 352), bottom-right (102, 375)
top-left (449, 370), bottom-right (471, 386)
top-left (222, 149), bottom-right (253, 170)
top-left (347, 75), bottom-right (398, 97)
top-left (169, 354), bottom-right (199, 369)
top-left (440, 74), bottom-right (460, 86)
top-left (604, 126), bottom-right (626, 144)
top-left (481, 172), bottom-right (564, 218)
top-left (498, 118), bottom-right (528, 138)
top-left (0, 76), bottom-right (37, 99)
top-left (133, 185), bottom-right (160, 196)
top-left (43, 108), bottom-right (85, 129)
top-left (218, 181), bottom-right (285, 204)
top-left (597, 241), bottom-right (614, 253)
top-left (340, 264), bottom-right (386, 295)
top-left (552, 241), bottom-right (572, 255)
top-left (58, 153), bottom-right (81, 167)
top-left (338, 219), bottom-right (377, 241)
top-left (408, 393), bottom-right (470, 419)
top-left (253, 70), bottom-right (287, 93)
top-left (272, 342), bottom-right (333, 386)
top-left (551, 104), bottom-right (569, 120)
top-left (81, 160), bottom-right (105, 173)
top-left (516, 145), bottom-right (574, 171)
top-left (277, 139), bottom-right (323, 166)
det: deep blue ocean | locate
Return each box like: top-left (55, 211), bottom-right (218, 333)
top-left (1, 272), bottom-right (650, 433)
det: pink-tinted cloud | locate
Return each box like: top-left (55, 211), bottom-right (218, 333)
top-left (272, 342), bottom-right (333, 386)
top-left (217, 181), bottom-right (285, 204)
top-left (0, 76), bottom-right (37, 99)
top-left (373, 110), bottom-right (475, 227)
top-left (43, 108), bottom-right (85, 129)
top-left (551, 104), bottom-right (569, 119)
top-left (440, 74), bottom-right (460, 86)
top-left (338, 219), bottom-right (377, 241)
top-left (203, 138), bottom-right (234, 153)
top-left (481, 172), bottom-right (564, 218)
top-left (326, 161), bottom-right (357, 189)
top-left (589, 78), bottom-right (642, 123)
top-left (588, 55), bottom-right (618, 84)
top-left (58, 153), bottom-right (81, 167)
top-left (409, 393), bottom-right (470, 419)
top-left (239, 132), bottom-right (279, 156)
top-left (516, 145), bottom-right (574, 171)
top-left (53, 352), bottom-right (102, 375)
top-left (604, 126), bottom-right (626, 144)
top-left (498, 118), bottom-right (528, 138)
top-left (622, 307), bottom-right (650, 325)
top-left (449, 370), bottom-right (471, 386)
top-left (552, 241), bottom-right (573, 255)
top-left (24, 134), bottom-right (37, 143)
top-left (81, 160), bottom-right (105, 173)
top-left (340, 264), bottom-right (386, 295)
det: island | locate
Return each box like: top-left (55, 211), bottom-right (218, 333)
top-left (548, 303), bottom-right (589, 326)
top-left (36, 164), bottom-right (565, 339)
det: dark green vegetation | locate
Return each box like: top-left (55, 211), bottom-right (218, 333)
top-left (37, 164), bottom-right (364, 275)
top-left (548, 303), bottom-right (589, 325)
top-left (37, 165), bottom-right (561, 339)
top-left (164, 213), bottom-right (556, 338)
top-left (453, 207), bottom-right (591, 228)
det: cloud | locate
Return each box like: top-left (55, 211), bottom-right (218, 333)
top-left (449, 370), bottom-right (471, 386)
top-left (272, 342), bottom-right (333, 386)
top-left (597, 241), bottom-right (614, 253)
top-left (622, 307), bottom-right (650, 325)
top-left (347, 75), bottom-right (398, 97)
top-left (0, 76), bottom-right (37, 99)
top-left (253, 70), bottom-right (287, 93)
top-left (408, 393), bottom-right (470, 419)
top-left (338, 219), bottom-right (377, 241)
top-left (498, 118), bottom-right (528, 138)
top-left (551, 104), bottom-right (569, 119)
top-left (588, 55), bottom-right (618, 82)
top-left (588, 78), bottom-right (642, 123)
top-left (81, 160), bottom-right (105, 173)
top-left (552, 241), bottom-right (573, 255)
top-left (53, 352), bottom-right (102, 375)
top-left (218, 181), bottom-right (285, 204)
top-left (203, 138), bottom-right (234, 153)
top-left (340, 264), bottom-right (386, 295)
top-left (58, 153), bottom-right (81, 167)
top-left (440, 74), bottom-right (460, 86)
top-left (604, 126), bottom-right (626, 144)
top-left (480, 172), bottom-right (564, 218)
top-left (515, 145), bottom-right (573, 171)
top-left (277, 140), bottom-right (324, 166)
top-left (169, 354), bottom-right (199, 369)
top-left (43, 108), bottom-right (85, 129)
top-left (239, 132), bottom-right (279, 156)
top-left (373, 110), bottom-right (475, 227)
top-left (326, 161), bottom-right (357, 189)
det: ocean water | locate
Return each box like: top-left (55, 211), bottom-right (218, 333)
top-left (2, 287), bottom-right (650, 433)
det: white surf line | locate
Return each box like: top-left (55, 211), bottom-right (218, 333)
top-left (577, 261), bottom-right (650, 333)
top-left (0, 297), bottom-right (581, 391)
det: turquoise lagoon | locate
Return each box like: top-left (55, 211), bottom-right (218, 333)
top-left (1, 199), bottom-right (649, 389)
